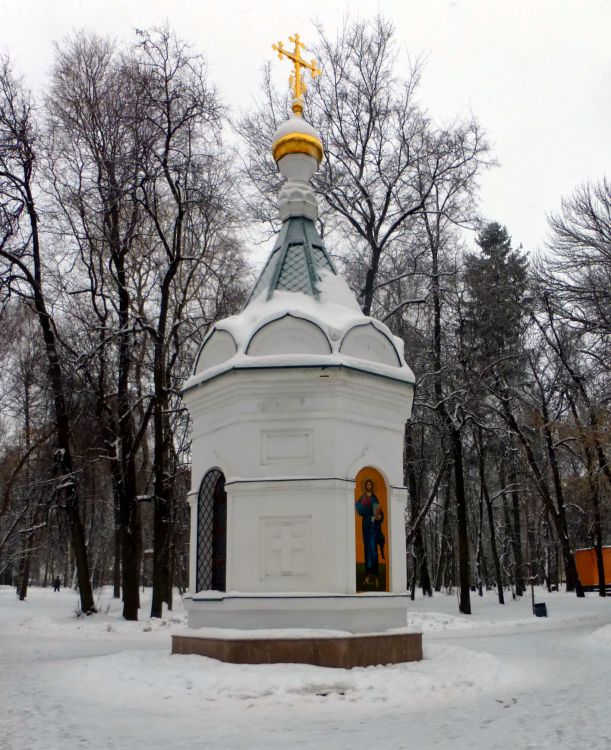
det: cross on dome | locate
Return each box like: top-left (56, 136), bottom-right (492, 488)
top-left (272, 33), bottom-right (321, 116)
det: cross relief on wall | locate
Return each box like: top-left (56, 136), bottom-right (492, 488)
top-left (261, 517), bottom-right (312, 578)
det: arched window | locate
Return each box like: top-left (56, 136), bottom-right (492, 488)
top-left (196, 469), bottom-right (227, 592)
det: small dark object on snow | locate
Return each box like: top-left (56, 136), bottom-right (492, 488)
top-left (53, 577), bottom-right (61, 592)
top-left (533, 602), bottom-right (547, 617)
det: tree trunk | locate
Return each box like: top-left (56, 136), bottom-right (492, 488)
top-left (150, 355), bottom-right (172, 619)
top-left (118, 479), bottom-right (141, 620)
top-left (484, 494), bottom-right (504, 603)
top-left (508, 457), bottom-right (525, 595)
top-left (434, 468), bottom-right (452, 591)
top-left (586, 466), bottom-right (606, 597)
top-left (31, 181), bottom-right (95, 614)
top-left (498, 391), bottom-right (584, 598)
top-left (539, 408), bottom-right (583, 596)
top-left (594, 517), bottom-right (607, 597)
top-left (475, 481), bottom-right (484, 597)
top-left (361, 247), bottom-right (382, 317)
top-left (404, 422), bottom-right (432, 597)
top-left (18, 537), bottom-right (32, 601)
top-left (28, 273), bottom-right (95, 613)
top-left (567, 397), bottom-right (606, 598)
top-left (429, 223), bottom-right (470, 613)
top-left (477, 430), bottom-right (504, 604)
top-left (151, 495), bottom-right (171, 617)
top-left (114, 238), bottom-right (143, 620)
top-left (150, 245), bottom-right (181, 618)
top-left (113, 514), bottom-right (121, 599)
top-left (451, 428), bottom-right (471, 614)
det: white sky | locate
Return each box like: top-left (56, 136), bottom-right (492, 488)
top-left (1, 0), bottom-right (609, 258)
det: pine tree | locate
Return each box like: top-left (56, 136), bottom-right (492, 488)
top-left (463, 223), bottom-right (529, 600)
top-left (463, 222), bottom-right (528, 373)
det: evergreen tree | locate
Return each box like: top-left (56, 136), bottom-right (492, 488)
top-left (462, 223), bottom-right (529, 600)
top-left (463, 222), bottom-right (528, 373)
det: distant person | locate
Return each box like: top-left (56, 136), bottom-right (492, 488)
top-left (53, 576), bottom-right (61, 592)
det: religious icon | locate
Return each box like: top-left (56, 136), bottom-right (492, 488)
top-left (354, 468), bottom-right (389, 592)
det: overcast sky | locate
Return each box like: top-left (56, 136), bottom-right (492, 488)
top-left (1, 0), bottom-right (609, 261)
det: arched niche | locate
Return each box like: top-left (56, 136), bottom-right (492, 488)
top-left (196, 469), bottom-right (227, 592)
top-left (340, 322), bottom-right (400, 367)
top-left (194, 329), bottom-right (237, 374)
top-left (246, 313), bottom-right (331, 356)
top-left (354, 466), bottom-right (389, 593)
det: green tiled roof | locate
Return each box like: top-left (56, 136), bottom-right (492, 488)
top-left (245, 217), bottom-right (337, 306)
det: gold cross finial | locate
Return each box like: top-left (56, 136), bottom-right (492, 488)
top-left (272, 33), bottom-right (321, 116)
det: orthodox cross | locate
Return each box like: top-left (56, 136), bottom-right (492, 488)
top-left (270, 524), bottom-right (305, 576)
top-left (272, 33), bottom-right (321, 115)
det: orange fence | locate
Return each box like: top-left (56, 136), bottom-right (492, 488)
top-left (574, 547), bottom-right (611, 587)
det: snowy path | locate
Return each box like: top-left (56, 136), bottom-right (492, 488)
top-left (1, 587), bottom-right (610, 749)
top-left (412, 623), bottom-right (611, 750)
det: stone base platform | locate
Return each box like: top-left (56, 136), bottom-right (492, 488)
top-left (185, 592), bottom-right (412, 633)
top-left (172, 630), bottom-right (422, 668)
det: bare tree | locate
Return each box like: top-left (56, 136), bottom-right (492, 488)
top-left (528, 293), bottom-right (608, 595)
top-left (128, 27), bottom-right (243, 618)
top-left (47, 33), bottom-right (151, 619)
top-left (543, 178), bottom-right (611, 340)
top-left (0, 56), bottom-right (96, 613)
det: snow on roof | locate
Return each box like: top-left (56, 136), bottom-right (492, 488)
top-left (184, 258), bottom-right (415, 392)
top-left (183, 111), bottom-right (415, 393)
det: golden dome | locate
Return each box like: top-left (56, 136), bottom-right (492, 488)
top-left (271, 115), bottom-right (324, 164)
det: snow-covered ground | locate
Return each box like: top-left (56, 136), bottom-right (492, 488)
top-left (2, 585), bottom-right (610, 750)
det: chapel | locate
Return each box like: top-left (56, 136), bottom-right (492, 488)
top-left (180, 35), bottom-right (415, 633)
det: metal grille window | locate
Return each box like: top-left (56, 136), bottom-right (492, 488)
top-left (277, 244), bottom-right (310, 293)
top-left (311, 245), bottom-right (335, 275)
top-left (196, 469), bottom-right (226, 592)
